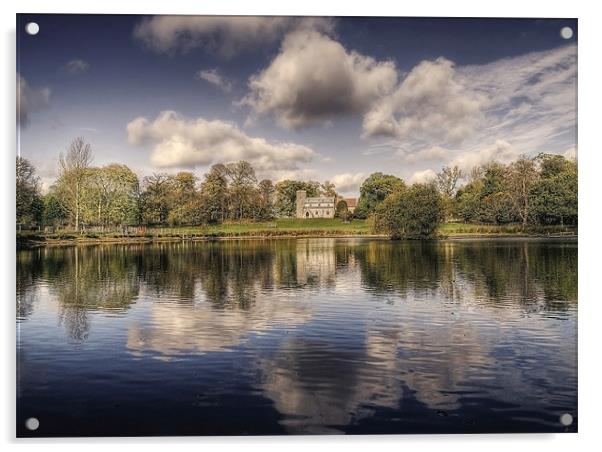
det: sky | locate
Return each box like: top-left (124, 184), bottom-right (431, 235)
top-left (17, 14), bottom-right (577, 195)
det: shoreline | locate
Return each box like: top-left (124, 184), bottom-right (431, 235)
top-left (16, 232), bottom-right (578, 248)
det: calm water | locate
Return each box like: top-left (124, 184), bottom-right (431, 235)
top-left (16, 238), bottom-right (577, 436)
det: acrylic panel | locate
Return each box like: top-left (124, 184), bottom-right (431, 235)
top-left (16, 14), bottom-right (578, 437)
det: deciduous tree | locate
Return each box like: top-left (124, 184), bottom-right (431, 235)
top-left (257, 179), bottom-right (276, 220)
top-left (375, 183), bottom-right (442, 239)
top-left (274, 180), bottom-right (320, 217)
top-left (355, 172), bottom-right (405, 219)
top-left (436, 165), bottom-right (463, 221)
top-left (56, 137), bottom-right (93, 231)
top-left (507, 156), bottom-right (537, 225)
top-left (16, 157), bottom-right (42, 226)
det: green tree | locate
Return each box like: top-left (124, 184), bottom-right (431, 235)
top-left (475, 163), bottom-right (515, 224)
top-left (257, 179), bottom-right (276, 220)
top-left (166, 172), bottom-right (203, 226)
top-left (335, 200), bottom-right (349, 219)
top-left (274, 179), bottom-right (320, 217)
top-left (42, 192), bottom-right (68, 227)
top-left (140, 173), bottom-right (171, 225)
top-left (537, 153), bottom-right (572, 179)
top-left (530, 158), bottom-right (577, 225)
top-left (85, 164), bottom-right (140, 228)
top-left (479, 191), bottom-right (515, 224)
top-left (200, 164), bottom-right (229, 223)
top-left (454, 179), bottom-right (483, 223)
top-left (16, 156), bottom-right (42, 226)
top-left (355, 172), bottom-right (405, 219)
top-left (374, 183), bottom-right (442, 239)
top-left (480, 163), bottom-right (507, 198)
top-left (225, 161), bottom-right (258, 220)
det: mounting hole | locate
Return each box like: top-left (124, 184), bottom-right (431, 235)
top-left (25, 22), bottom-right (39, 36)
top-left (559, 413), bottom-right (573, 426)
top-left (560, 26), bottom-right (573, 40)
top-left (25, 417), bottom-right (39, 431)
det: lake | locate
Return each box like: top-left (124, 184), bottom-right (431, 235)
top-left (16, 238), bottom-right (577, 436)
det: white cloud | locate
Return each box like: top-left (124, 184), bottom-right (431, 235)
top-left (126, 110), bottom-right (317, 174)
top-left (402, 145), bottom-right (450, 164)
top-left (133, 16), bottom-right (333, 58)
top-left (331, 172), bottom-right (365, 194)
top-left (365, 45), bottom-right (576, 178)
top-left (363, 57), bottom-right (485, 143)
top-left (450, 140), bottom-right (517, 172)
top-left (269, 168), bottom-right (321, 183)
top-left (241, 29), bottom-right (397, 129)
top-left (17, 73), bottom-right (50, 127)
top-left (409, 169), bottom-right (437, 184)
top-left (65, 59), bottom-right (90, 74)
top-left (458, 44), bottom-right (577, 156)
top-left (196, 68), bottom-right (232, 92)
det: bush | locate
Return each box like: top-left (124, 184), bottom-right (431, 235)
top-left (373, 183), bottom-right (442, 239)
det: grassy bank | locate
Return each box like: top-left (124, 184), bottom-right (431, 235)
top-left (439, 223), bottom-right (577, 237)
top-left (17, 219), bottom-right (576, 247)
top-left (176, 218), bottom-right (371, 236)
top-left (17, 219), bottom-right (372, 247)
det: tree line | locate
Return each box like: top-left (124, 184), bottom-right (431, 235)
top-left (16, 137), bottom-right (339, 231)
top-left (16, 137), bottom-right (577, 238)
top-left (353, 153), bottom-right (577, 238)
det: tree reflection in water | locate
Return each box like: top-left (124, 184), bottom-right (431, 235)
top-left (17, 239), bottom-right (576, 341)
top-left (17, 238), bottom-right (577, 434)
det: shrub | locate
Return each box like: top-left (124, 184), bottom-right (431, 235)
top-left (373, 183), bottom-right (443, 239)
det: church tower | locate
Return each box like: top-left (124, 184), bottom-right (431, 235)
top-left (296, 190), bottom-right (306, 218)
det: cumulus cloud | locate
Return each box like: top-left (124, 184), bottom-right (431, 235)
top-left (195, 68), bottom-right (232, 92)
top-left (331, 172), bottom-right (365, 194)
top-left (133, 16), bottom-right (333, 58)
top-left (363, 57), bottom-right (485, 143)
top-left (64, 59), bottom-right (90, 74)
top-left (409, 169), bottom-right (437, 184)
top-left (241, 29), bottom-right (397, 129)
top-left (365, 45), bottom-right (576, 176)
top-left (126, 111), bottom-right (317, 174)
top-left (17, 73), bottom-right (50, 127)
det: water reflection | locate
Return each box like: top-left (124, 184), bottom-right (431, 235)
top-left (17, 238), bottom-right (577, 435)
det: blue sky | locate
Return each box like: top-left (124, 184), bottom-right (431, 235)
top-left (17, 15), bottom-right (577, 194)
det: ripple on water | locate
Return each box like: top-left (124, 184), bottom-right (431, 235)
top-left (16, 239), bottom-right (577, 435)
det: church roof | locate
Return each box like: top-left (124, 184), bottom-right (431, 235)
top-left (305, 196), bottom-right (335, 203)
top-left (344, 198), bottom-right (357, 208)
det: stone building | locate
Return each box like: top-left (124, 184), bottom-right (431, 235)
top-left (295, 191), bottom-right (358, 219)
top-left (296, 191), bottom-right (335, 218)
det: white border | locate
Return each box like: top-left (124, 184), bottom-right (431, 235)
top-left (2, 1), bottom-right (600, 450)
